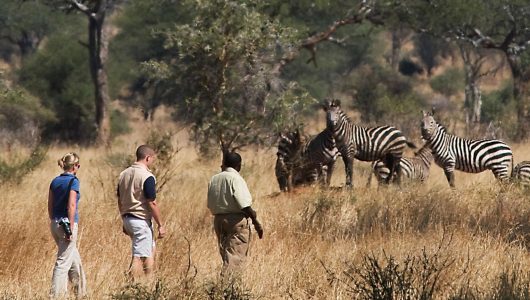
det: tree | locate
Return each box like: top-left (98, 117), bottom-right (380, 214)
top-left (144, 0), bottom-right (315, 155)
top-left (397, 0), bottom-right (530, 140)
top-left (43, 0), bottom-right (121, 145)
top-left (110, 0), bottom-right (189, 120)
top-left (0, 0), bottom-right (61, 60)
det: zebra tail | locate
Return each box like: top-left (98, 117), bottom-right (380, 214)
top-left (406, 141), bottom-right (417, 149)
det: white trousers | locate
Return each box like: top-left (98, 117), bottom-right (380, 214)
top-left (50, 221), bottom-right (87, 299)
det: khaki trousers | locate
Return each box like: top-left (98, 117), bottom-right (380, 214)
top-left (50, 221), bottom-right (87, 299)
top-left (214, 213), bottom-right (251, 276)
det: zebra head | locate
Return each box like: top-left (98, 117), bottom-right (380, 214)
top-left (420, 110), bottom-right (439, 140)
top-left (322, 99), bottom-right (342, 130)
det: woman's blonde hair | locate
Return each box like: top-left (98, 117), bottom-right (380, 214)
top-left (58, 152), bottom-right (80, 171)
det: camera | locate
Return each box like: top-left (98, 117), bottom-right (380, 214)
top-left (58, 218), bottom-right (72, 238)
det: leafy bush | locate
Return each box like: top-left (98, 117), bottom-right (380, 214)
top-left (481, 82), bottom-right (517, 139)
top-left (110, 109), bottom-right (131, 139)
top-left (0, 145), bottom-right (47, 185)
top-left (0, 81), bottom-right (54, 148)
top-left (430, 68), bottom-right (465, 97)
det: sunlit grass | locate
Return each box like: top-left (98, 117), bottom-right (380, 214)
top-left (1, 120), bottom-right (530, 299)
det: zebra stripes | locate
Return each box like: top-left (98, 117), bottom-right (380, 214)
top-left (275, 128), bottom-right (340, 191)
top-left (275, 130), bottom-right (305, 192)
top-left (301, 128), bottom-right (340, 186)
top-left (420, 110), bottom-right (513, 187)
top-left (369, 143), bottom-right (433, 185)
top-left (323, 99), bottom-right (415, 186)
top-left (512, 161), bottom-right (530, 187)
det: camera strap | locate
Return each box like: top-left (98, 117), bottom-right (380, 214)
top-left (62, 177), bottom-right (77, 216)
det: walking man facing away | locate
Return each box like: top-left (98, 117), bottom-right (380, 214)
top-left (207, 152), bottom-right (264, 277)
top-left (118, 145), bottom-right (166, 281)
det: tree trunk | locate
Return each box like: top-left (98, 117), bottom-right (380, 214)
top-left (507, 54), bottom-right (529, 141)
top-left (390, 30), bottom-right (401, 71)
top-left (88, 13), bottom-right (111, 145)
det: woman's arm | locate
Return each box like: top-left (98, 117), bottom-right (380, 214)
top-left (48, 189), bottom-right (54, 220)
top-left (67, 190), bottom-right (77, 234)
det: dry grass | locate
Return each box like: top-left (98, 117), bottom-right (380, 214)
top-left (1, 124), bottom-right (530, 299)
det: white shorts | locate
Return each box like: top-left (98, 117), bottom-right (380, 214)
top-left (122, 215), bottom-right (155, 258)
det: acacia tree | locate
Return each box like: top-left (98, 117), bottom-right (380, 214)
top-left (398, 0), bottom-right (530, 140)
top-left (44, 0), bottom-right (120, 144)
top-left (144, 0), bottom-right (315, 155)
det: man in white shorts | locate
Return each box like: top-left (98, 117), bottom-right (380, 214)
top-left (118, 145), bottom-right (166, 281)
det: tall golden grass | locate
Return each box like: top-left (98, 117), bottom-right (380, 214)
top-left (1, 120), bottom-right (530, 299)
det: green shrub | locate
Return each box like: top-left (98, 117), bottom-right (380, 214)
top-left (430, 68), bottom-right (465, 97)
top-left (481, 82), bottom-right (517, 139)
top-left (110, 109), bottom-right (131, 139)
top-left (0, 87), bottom-right (54, 148)
top-left (0, 145), bottom-right (47, 185)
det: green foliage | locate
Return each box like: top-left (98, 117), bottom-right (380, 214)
top-left (110, 109), bottom-right (131, 139)
top-left (145, 0), bottom-right (315, 154)
top-left (109, 0), bottom-right (189, 112)
top-left (481, 82), bottom-right (517, 139)
top-left (18, 22), bottom-right (96, 142)
top-left (344, 64), bottom-right (426, 136)
top-left (0, 145), bottom-right (48, 185)
top-left (430, 68), bottom-right (465, 96)
top-left (415, 33), bottom-right (454, 76)
top-left (0, 81), bottom-right (54, 147)
top-left (0, 0), bottom-right (63, 59)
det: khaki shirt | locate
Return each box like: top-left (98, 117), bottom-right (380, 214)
top-left (118, 162), bottom-right (155, 220)
top-left (207, 167), bottom-right (252, 215)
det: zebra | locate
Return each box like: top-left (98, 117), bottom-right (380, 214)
top-left (323, 99), bottom-right (416, 186)
top-left (512, 161), bottom-right (530, 187)
top-left (275, 128), bottom-right (340, 191)
top-left (368, 143), bottom-right (434, 186)
top-left (301, 128), bottom-right (340, 186)
top-left (275, 130), bottom-right (305, 192)
top-left (420, 109), bottom-right (513, 187)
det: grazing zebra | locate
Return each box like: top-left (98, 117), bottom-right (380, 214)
top-left (512, 161), bottom-right (530, 187)
top-left (420, 110), bottom-right (513, 187)
top-left (368, 143), bottom-right (433, 185)
top-left (323, 99), bottom-right (416, 186)
top-left (275, 129), bottom-right (340, 191)
top-left (275, 130), bottom-right (305, 192)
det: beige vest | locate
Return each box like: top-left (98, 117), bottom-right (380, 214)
top-left (118, 162), bottom-right (156, 220)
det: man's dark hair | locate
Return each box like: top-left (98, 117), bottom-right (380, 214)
top-left (223, 152), bottom-right (242, 169)
top-left (136, 145), bottom-right (155, 160)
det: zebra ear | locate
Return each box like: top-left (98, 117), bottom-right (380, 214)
top-left (333, 99), bottom-right (341, 107)
top-left (431, 106), bottom-right (436, 116)
top-left (422, 110), bottom-right (428, 117)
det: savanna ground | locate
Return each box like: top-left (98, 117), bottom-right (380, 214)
top-left (1, 112), bottom-right (530, 299)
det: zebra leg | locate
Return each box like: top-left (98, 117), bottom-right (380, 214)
top-left (343, 155), bottom-right (354, 187)
top-left (319, 165), bottom-right (328, 186)
top-left (326, 162), bottom-right (335, 186)
top-left (384, 155), bottom-right (397, 185)
top-left (393, 157), bottom-right (403, 186)
top-left (443, 170), bottom-right (455, 188)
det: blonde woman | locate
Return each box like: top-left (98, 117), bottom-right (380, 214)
top-left (48, 153), bottom-right (86, 299)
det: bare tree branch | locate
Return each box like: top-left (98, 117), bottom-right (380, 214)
top-left (68, 0), bottom-right (97, 19)
top-left (272, 2), bottom-right (378, 74)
